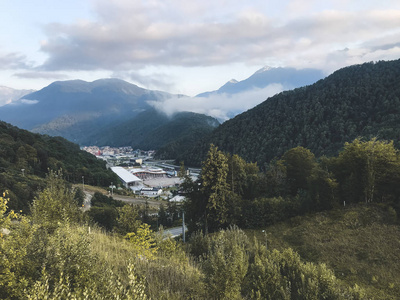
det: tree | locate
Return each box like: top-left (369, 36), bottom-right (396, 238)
top-left (281, 147), bottom-right (316, 195)
top-left (201, 144), bottom-right (230, 233)
top-left (334, 138), bottom-right (400, 204)
top-left (116, 204), bottom-right (141, 235)
top-left (227, 154), bottom-right (259, 199)
top-left (31, 170), bottom-right (81, 232)
top-left (202, 226), bottom-right (249, 299)
top-left (125, 223), bottom-right (158, 259)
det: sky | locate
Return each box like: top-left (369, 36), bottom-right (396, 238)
top-left (1, 0), bottom-right (400, 97)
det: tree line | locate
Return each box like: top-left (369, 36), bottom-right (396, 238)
top-left (183, 138), bottom-right (400, 233)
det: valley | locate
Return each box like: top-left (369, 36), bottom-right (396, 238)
top-left (1, 59), bottom-right (400, 299)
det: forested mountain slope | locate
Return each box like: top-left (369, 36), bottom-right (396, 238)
top-left (180, 59), bottom-right (400, 166)
top-left (85, 108), bottom-right (219, 151)
top-left (0, 121), bottom-right (117, 211)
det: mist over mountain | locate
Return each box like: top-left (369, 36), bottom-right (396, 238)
top-left (196, 66), bottom-right (324, 97)
top-left (150, 66), bottom-right (324, 121)
top-left (0, 86), bottom-right (35, 107)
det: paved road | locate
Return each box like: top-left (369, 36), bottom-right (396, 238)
top-left (111, 194), bottom-right (161, 206)
top-left (163, 225), bottom-right (188, 238)
top-left (82, 193), bottom-right (92, 212)
top-left (82, 190), bottom-right (162, 208)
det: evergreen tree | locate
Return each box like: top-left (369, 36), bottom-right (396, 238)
top-left (201, 144), bottom-right (230, 233)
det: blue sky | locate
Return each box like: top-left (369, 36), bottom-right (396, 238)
top-left (1, 0), bottom-right (400, 96)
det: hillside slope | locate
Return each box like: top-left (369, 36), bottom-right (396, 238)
top-left (181, 59), bottom-right (400, 166)
top-left (84, 108), bottom-right (220, 150)
top-left (251, 204), bottom-right (400, 299)
top-left (0, 121), bottom-right (117, 211)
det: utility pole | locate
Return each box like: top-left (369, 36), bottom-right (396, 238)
top-left (110, 182), bottom-right (115, 196)
top-left (262, 230), bottom-right (267, 250)
top-left (182, 210), bottom-right (185, 242)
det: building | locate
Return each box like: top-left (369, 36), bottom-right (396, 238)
top-left (140, 187), bottom-right (162, 197)
top-left (111, 167), bottom-right (142, 190)
top-left (130, 167), bottom-right (167, 180)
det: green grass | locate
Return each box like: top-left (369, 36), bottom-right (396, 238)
top-left (246, 203), bottom-right (400, 299)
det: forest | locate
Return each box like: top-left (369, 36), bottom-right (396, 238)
top-left (0, 121), bottom-right (118, 212)
top-left (173, 59), bottom-right (400, 167)
top-left (2, 138), bottom-right (400, 299)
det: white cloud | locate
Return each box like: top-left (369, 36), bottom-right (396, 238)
top-left (148, 84), bottom-right (283, 121)
top-left (20, 99), bottom-right (39, 105)
top-left (35, 0), bottom-right (400, 81)
top-left (2, 0), bottom-right (400, 94)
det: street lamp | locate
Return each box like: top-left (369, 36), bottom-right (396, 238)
top-left (109, 182), bottom-right (116, 196)
top-left (262, 230), bottom-right (268, 250)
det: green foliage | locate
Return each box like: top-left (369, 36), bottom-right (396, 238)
top-left (125, 223), bottom-right (158, 259)
top-left (73, 187), bottom-right (85, 207)
top-left (201, 144), bottom-right (230, 232)
top-left (85, 192), bottom-right (126, 231)
top-left (0, 121), bottom-right (117, 212)
top-left (281, 146), bottom-right (316, 195)
top-left (244, 247), bottom-right (361, 299)
top-left (181, 59), bottom-right (400, 167)
top-left (25, 262), bottom-right (148, 300)
top-left (31, 171), bottom-right (82, 232)
top-left (116, 204), bottom-right (142, 235)
top-left (86, 206), bottom-right (119, 231)
top-left (201, 226), bottom-right (250, 299)
top-left (334, 138), bottom-right (400, 204)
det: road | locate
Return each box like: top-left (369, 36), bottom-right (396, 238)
top-left (81, 190), bottom-right (162, 209)
top-left (163, 225), bottom-right (188, 238)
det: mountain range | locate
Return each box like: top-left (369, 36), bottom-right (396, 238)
top-left (0, 66), bottom-right (321, 149)
top-left (196, 66), bottom-right (324, 97)
top-left (1, 59), bottom-right (400, 166)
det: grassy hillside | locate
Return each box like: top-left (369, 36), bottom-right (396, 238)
top-left (2, 173), bottom-right (397, 299)
top-left (249, 203), bottom-right (400, 299)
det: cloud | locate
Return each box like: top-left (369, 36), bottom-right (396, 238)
top-left (148, 83), bottom-right (283, 121)
top-left (0, 52), bottom-right (31, 70)
top-left (35, 0), bottom-right (400, 76)
top-left (111, 70), bottom-right (175, 92)
top-left (14, 72), bottom-right (68, 80)
top-left (20, 99), bottom-right (39, 105)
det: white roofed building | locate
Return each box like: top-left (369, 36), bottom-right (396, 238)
top-left (140, 187), bottom-right (162, 197)
top-left (130, 167), bottom-right (167, 180)
top-left (111, 167), bottom-right (142, 190)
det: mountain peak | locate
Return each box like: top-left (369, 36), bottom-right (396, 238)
top-left (254, 66), bottom-right (273, 74)
top-left (228, 79), bottom-right (238, 84)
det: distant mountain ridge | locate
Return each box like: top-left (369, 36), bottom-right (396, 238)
top-left (0, 86), bottom-right (35, 107)
top-left (177, 59), bottom-right (400, 166)
top-left (196, 66), bottom-right (324, 97)
top-left (0, 78), bottom-right (177, 144)
top-left (0, 78), bottom-right (220, 150)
